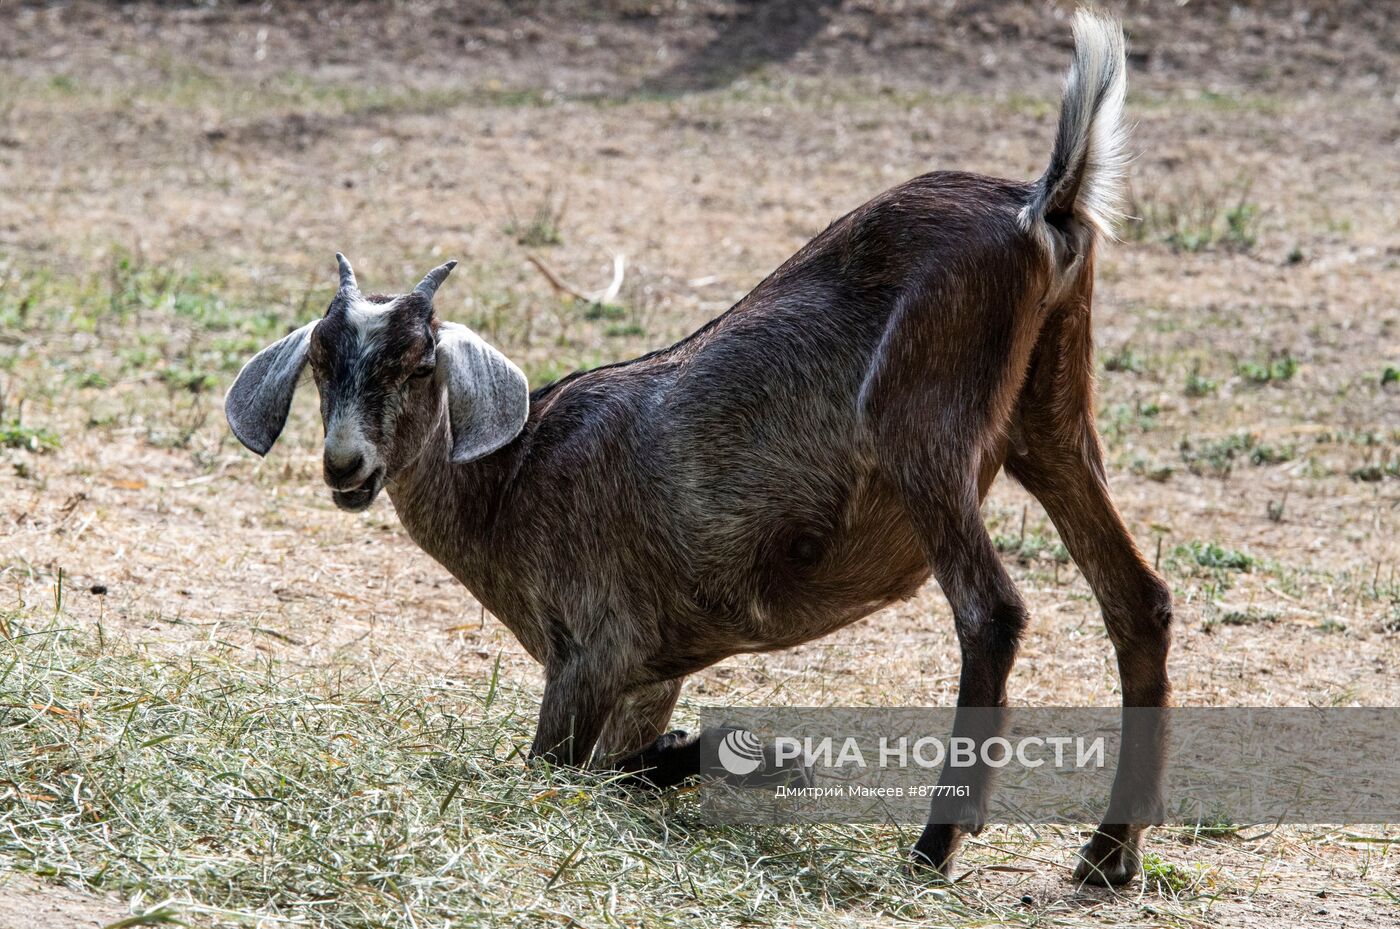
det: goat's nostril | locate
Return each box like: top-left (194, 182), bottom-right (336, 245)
top-left (324, 453), bottom-right (365, 486)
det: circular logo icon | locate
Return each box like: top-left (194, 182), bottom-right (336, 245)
top-left (717, 728), bottom-right (765, 776)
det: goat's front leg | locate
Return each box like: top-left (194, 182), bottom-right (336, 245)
top-left (530, 653), bottom-right (623, 767)
top-left (602, 679), bottom-right (731, 790)
top-left (534, 668), bottom-right (707, 788)
top-left (593, 678), bottom-right (686, 763)
top-left (613, 728), bottom-right (704, 789)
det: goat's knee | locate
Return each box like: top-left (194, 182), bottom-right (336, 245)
top-left (594, 679), bottom-right (686, 762)
top-left (952, 596), bottom-right (1027, 699)
top-left (972, 597), bottom-right (1030, 654)
top-left (1103, 571), bottom-right (1172, 704)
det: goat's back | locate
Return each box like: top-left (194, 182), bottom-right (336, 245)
top-left (507, 172), bottom-right (1045, 673)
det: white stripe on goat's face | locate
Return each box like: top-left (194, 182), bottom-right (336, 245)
top-left (324, 295), bottom-right (393, 481)
top-left (345, 294), bottom-right (394, 346)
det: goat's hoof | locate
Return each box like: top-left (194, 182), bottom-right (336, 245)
top-left (612, 729), bottom-right (700, 791)
top-left (907, 824), bottom-right (966, 880)
top-left (905, 848), bottom-right (954, 881)
top-left (1073, 830), bottom-right (1142, 886)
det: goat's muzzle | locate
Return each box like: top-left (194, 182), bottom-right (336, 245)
top-left (325, 455), bottom-right (385, 512)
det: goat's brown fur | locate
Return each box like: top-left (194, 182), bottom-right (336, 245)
top-left (227, 11), bottom-right (1166, 884)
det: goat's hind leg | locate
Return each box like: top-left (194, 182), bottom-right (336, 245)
top-left (1006, 308), bottom-right (1173, 886)
top-left (893, 457), bottom-right (1027, 876)
top-left (862, 328), bottom-right (1030, 875)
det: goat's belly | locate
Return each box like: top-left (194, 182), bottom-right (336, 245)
top-left (709, 481), bottom-right (931, 651)
top-left (753, 544), bottom-right (930, 650)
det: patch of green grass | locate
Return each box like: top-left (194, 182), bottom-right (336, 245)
top-left (583, 300), bottom-right (628, 321)
top-left (1102, 344), bottom-right (1145, 374)
top-left (1172, 89), bottom-right (1285, 115)
top-left (505, 188), bottom-right (567, 248)
top-left (74, 370), bottom-right (111, 389)
top-left (1223, 202), bottom-right (1259, 250)
top-left (1323, 213), bottom-right (1354, 236)
top-left (1236, 353), bottom-right (1298, 386)
top-left (0, 287), bottom-right (38, 329)
top-left (1249, 443), bottom-right (1295, 466)
top-left (1171, 805), bottom-right (1241, 842)
top-left (1350, 461), bottom-right (1398, 482)
top-left (0, 250), bottom-right (312, 457)
top-left (157, 366), bottom-right (219, 394)
top-left (0, 421), bottom-right (60, 453)
top-left (1124, 179), bottom-right (1262, 254)
top-left (1129, 457), bottom-right (1175, 482)
top-left (1177, 541), bottom-right (1254, 572)
top-left (1178, 431), bottom-right (1294, 477)
top-left (508, 217), bottom-right (564, 248)
top-left (1205, 608), bottom-right (1279, 632)
top-left (1183, 365), bottom-right (1217, 398)
top-left (994, 529), bottom-right (1070, 565)
top-left (27, 64), bottom-right (503, 124)
top-left (1101, 401), bottom-right (1161, 442)
top-left (0, 621), bottom-right (1010, 929)
top-left (1140, 852), bottom-right (1205, 895)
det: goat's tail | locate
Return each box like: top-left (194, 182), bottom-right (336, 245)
top-left (1022, 9), bottom-right (1129, 239)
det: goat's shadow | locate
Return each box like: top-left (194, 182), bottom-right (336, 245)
top-left (635, 0), bottom-right (843, 97)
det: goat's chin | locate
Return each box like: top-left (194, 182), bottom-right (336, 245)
top-left (330, 473), bottom-right (383, 512)
top-left (332, 485), bottom-right (380, 511)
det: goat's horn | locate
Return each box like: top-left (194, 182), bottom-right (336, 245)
top-left (413, 259), bottom-right (458, 300)
top-left (335, 252), bottom-right (358, 291)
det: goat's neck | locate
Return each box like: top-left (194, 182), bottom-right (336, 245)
top-left (385, 410), bottom-right (517, 607)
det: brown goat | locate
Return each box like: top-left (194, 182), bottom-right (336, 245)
top-left (226, 11), bottom-right (1169, 885)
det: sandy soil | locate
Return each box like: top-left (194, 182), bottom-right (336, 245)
top-left (0, 874), bottom-right (130, 929)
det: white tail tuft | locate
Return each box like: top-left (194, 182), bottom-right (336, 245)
top-left (1022, 9), bottom-right (1130, 238)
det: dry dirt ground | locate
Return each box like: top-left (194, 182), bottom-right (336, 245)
top-left (1, 1), bottom-right (1398, 927)
top-left (0, 874), bottom-right (128, 929)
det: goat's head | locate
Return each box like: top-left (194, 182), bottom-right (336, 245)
top-left (225, 254), bottom-right (529, 512)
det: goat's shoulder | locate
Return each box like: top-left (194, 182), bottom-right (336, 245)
top-left (526, 361), bottom-right (663, 442)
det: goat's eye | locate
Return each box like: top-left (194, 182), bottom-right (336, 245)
top-left (409, 363), bottom-right (434, 380)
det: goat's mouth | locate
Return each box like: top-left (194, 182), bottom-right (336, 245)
top-left (330, 468), bottom-right (384, 512)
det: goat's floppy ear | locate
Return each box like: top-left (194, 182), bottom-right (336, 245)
top-left (436, 322), bottom-right (529, 464)
top-left (225, 321), bottom-right (317, 456)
